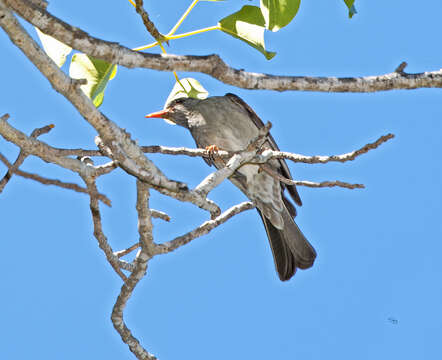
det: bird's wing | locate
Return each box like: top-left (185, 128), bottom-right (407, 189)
top-left (225, 93), bottom-right (302, 206)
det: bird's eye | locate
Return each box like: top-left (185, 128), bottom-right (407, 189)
top-left (173, 98), bottom-right (187, 105)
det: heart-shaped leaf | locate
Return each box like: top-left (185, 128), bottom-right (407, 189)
top-left (260, 0), bottom-right (301, 32)
top-left (69, 54), bottom-right (117, 108)
top-left (218, 5), bottom-right (276, 60)
top-left (35, 27), bottom-right (72, 67)
top-left (343, 0), bottom-right (357, 18)
top-left (165, 77), bottom-right (208, 107)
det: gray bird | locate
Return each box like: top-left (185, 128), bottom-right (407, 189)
top-left (145, 93), bottom-right (316, 281)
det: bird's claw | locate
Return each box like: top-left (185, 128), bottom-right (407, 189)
top-left (205, 145), bottom-right (220, 164)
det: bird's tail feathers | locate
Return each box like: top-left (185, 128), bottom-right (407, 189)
top-left (258, 208), bottom-right (316, 281)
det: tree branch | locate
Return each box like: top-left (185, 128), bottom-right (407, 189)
top-left (257, 133), bottom-right (395, 165)
top-left (115, 243), bottom-right (140, 258)
top-left (194, 123), bottom-right (271, 197)
top-left (155, 201), bottom-right (255, 255)
top-left (0, 113), bottom-right (100, 176)
top-left (0, 121), bottom-right (53, 192)
top-left (135, 180), bottom-right (155, 254)
top-left (95, 137), bottom-right (221, 218)
top-left (0, 5), bottom-right (223, 218)
top-left (111, 181), bottom-right (157, 360)
top-left (111, 248), bottom-right (156, 360)
top-left (83, 176), bottom-right (132, 279)
top-left (40, 132), bottom-right (394, 164)
top-left (150, 209), bottom-right (171, 222)
top-left (4, 0), bottom-right (442, 92)
top-left (134, 0), bottom-right (165, 44)
top-left (0, 152), bottom-right (112, 205)
top-left (259, 163), bottom-right (364, 189)
top-left (294, 180), bottom-right (365, 189)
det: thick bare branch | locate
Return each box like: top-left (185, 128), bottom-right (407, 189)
top-left (155, 201), bottom-right (254, 255)
top-left (135, 180), bottom-right (155, 254)
top-left (28, 0), bottom-right (46, 9)
top-left (4, 0), bottom-right (442, 92)
top-left (95, 137), bottom-right (221, 217)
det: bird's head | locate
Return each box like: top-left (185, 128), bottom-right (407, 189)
top-left (145, 97), bottom-right (198, 128)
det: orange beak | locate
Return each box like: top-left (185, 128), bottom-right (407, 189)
top-left (145, 109), bottom-right (170, 119)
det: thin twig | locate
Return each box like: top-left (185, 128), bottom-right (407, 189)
top-left (150, 209), bottom-right (170, 222)
top-left (294, 180), bottom-right (365, 189)
top-left (151, 184), bottom-right (221, 219)
top-left (155, 201), bottom-right (254, 255)
top-left (0, 122), bottom-right (54, 192)
top-left (115, 243), bottom-right (140, 258)
top-left (259, 164), bottom-right (364, 190)
top-left (141, 145), bottom-right (219, 158)
top-left (82, 176), bottom-right (128, 280)
top-left (0, 152), bottom-right (112, 206)
top-left (134, 0), bottom-right (165, 44)
top-left (257, 133), bottom-right (395, 164)
top-left (0, 114), bottom-right (96, 176)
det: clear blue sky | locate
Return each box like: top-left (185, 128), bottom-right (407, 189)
top-left (1, 1), bottom-right (441, 359)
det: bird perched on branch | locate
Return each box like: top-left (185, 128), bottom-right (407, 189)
top-left (145, 93), bottom-right (316, 281)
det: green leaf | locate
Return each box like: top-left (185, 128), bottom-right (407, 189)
top-left (260, 0), bottom-right (301, 32)
top-left (69, 54), bottom-right (117, 108)
top-left (165, 77), bottom-right (208, 107)
top-left (35, 27), bottom-right (72, 67)
top-left (343, 0), bottom-right (357, 18)
top-left (218, 5), bottom-right (276, 60)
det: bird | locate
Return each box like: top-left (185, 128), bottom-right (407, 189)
top-left (145, 93), bottom-right (316, 281)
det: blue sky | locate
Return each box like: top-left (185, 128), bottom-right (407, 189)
top-left (1, 1), bottom-right (442, 359)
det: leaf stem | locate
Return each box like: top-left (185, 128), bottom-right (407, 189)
top-left (132, 42), bottom-right (158, 51)
top-left (132, 25), bottom-right (219, 51)
top-left (127, 0), bottom-right (136, 8)
top-left (167, 25), bottom-right (220, 40)
top-left (168, 0), bottom-right (200, 36)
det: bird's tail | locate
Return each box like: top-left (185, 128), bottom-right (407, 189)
top-left (258, 208), bottom-right (316, 281)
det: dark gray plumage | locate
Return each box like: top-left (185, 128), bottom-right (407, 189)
top-left (145, 93), bottom-right (316, 281)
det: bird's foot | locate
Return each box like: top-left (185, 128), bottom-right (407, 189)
top-left (205, 145), bottom-right (220, 164)
top-left (205, 144), bottom-right (220, 153)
